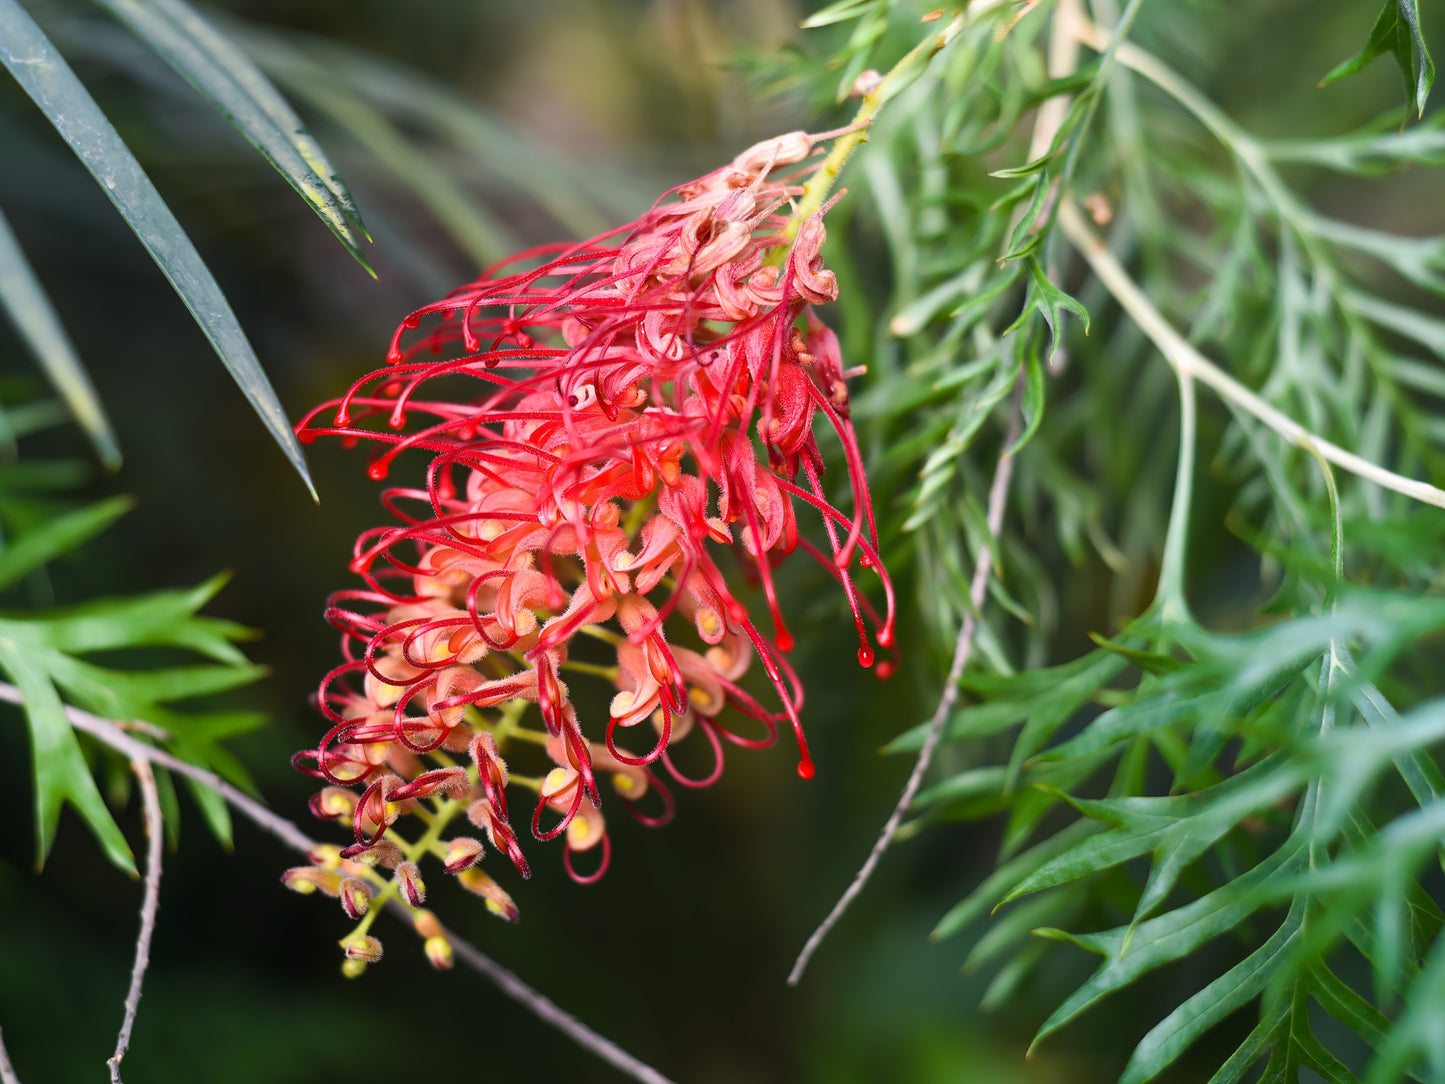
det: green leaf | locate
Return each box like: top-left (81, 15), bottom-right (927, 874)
top-left (1320, 0), bottom-right (1435, 118)
top-left (0, 205), bottom-right (118, 468)
top-left (798, 0), bottom-right (879, 29)
top-left (0, 637), bottom-right (134, 874)
top-left (987, 152), bottom-right (1055, 179)
top-left (1365, 927), bottom-right (1445, 1083)
top-left (0, 496), bottom-right (134, 591)
top-left (932, 818), bottom-right (1102, 942)
top-left (93, 0), bottom-right (373, 274)
top-left (2, 572), bottom-right (248, 661)
top-left (1008, 336), bottom-right (1046, 456)
top-left (1122, 909), bottom-right (1303, 1084)
top-left (0, 0), bottom-right (314, 496)
top-left (1033, 848), bottom-right (1302, 1055)
top-left (1006, 256), bottom-right (1090, 361)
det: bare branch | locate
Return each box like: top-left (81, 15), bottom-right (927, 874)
top-left (0, 1025), bottom-right (22, 1084)
top-left (0, 683), bottom-right (675, 1084)
top-left (415, 905), bottom-right (677, 1084)
top-left (789, 387), bottom-right (1024, 985)
top-left (107, 760), bottom-right (163, 1084)
top-left (1056, 199), bottom-right (1445, 510)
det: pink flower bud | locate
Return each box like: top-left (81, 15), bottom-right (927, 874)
top-left (443, 837), bottom-right (484, 874)
top-left (424, 935), bottom-right (454, 970)
top-left (457, 868), bottom-right (519, 923)
top-left (281, 866), bottom-right (341, 897)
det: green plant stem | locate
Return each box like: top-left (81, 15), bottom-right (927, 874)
top-left (1057, 199), bottom-right (1445, 510)
top-left (777, 5), bottom-right (983, 247)
top-left (1156, 368), bottom-right (1196, 621)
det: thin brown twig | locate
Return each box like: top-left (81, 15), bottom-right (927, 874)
top-left (0, 1025), bottom-right (21, 1084)
top-left (107, 760), bottom-right (162, 1084)
top-left (788, 385), bottom-right (1024, 985)
top-left (0, 684), bottom-right (676, 1084)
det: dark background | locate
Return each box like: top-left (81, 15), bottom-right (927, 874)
top-left (0, 1), bottom-right (1429, 1081)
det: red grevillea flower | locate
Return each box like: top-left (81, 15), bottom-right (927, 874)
top-left (285, 129), bottom-right (894, 970)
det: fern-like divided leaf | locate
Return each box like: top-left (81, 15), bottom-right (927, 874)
top-left (0, 398), bottom-right (267, 870)
top-left (919, 594), bottom-right (1445, 1083)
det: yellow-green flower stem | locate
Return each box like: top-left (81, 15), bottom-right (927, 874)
top-left (770, 9), bottom-right (971, 259)
top-left (338, 698), bottom-right (534, 950)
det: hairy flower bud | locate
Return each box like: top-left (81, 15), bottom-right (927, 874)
top-left (395, 861), bottom-right (426, 907)
top-left (282, 866), bottom-right (342, 897)
top-left (443, 837), bottom-right (484, 874)
top-left (338, 877), bottom-right (372, 919)
top-left (341, 934), bottom-right (383, 963)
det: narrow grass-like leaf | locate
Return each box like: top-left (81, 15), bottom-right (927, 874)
top-left (93, 0), bottom-right (373, 274)
top-left (0, 0), bottom-right (314, 496)
top-left (0, 206), bottom-right (118, 468)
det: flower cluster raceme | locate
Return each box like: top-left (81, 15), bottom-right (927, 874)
top-left (285, 129), bottom-right (895, 973)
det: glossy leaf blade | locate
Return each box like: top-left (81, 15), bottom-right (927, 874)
top-left (92, 0), bottom-right (373, 274)
top-left (0, 0), bottom-right (315, 496)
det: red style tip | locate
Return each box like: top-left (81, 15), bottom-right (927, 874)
top-left (775, 629), bottom-right (795, 652)
top-left (857, 645), bottom-right (874, 668)
top-left (875, 659), bottom-right (896, 681)
top-left (796, 757), bottom-right (815, 780)
top-left (367, 461), bottom-right (389, 481)
top-left (876, 623), bottom-right (894, 649)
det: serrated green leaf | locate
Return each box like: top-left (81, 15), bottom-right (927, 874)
top-left (0, 205), bottom-right (118, 468)
top-left (1122, 909), bottom-right (1303, 1084)
top-left (0, 0), bottom-right (314, 496)
top-left (1006, 257), bottom-right (1090, 361)
top-left (1088, 631), bottom-right (1187, 675)
top-left (0, 495), bottom-right (133, 591)
top-left (1033, 849), bottom-right (1301, 1054)
top-left (1320, 0), bottom-right (1435, 118)
top-left (0, 637), bottom-right (134, 874)
top-left (93, 0), bottom-right (373, 274)
top-left (932, 818), bottom-right (1101, 942)
top-left (0, 572), bottom-right (246, 659)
